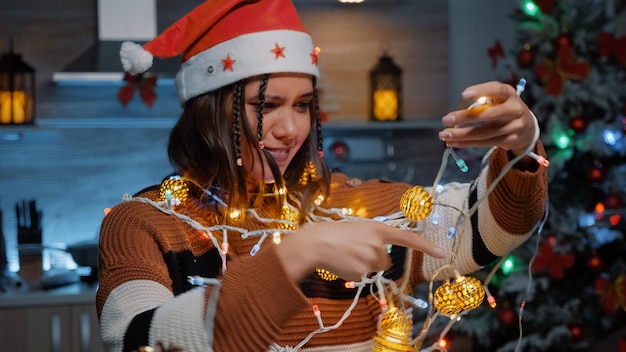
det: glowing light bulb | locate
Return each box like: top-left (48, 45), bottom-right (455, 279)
top-left (229, 209), bottom-right (241, 219)
top-left (272, 232), bottom-right (282, 245)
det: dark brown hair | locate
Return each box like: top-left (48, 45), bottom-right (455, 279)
top-left (167, 75), bottom-right (330, 224)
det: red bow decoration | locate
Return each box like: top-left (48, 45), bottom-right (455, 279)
top-left (117, 73), bottom-right (158, 108)
top-left (595, 274), bottom-right (626, 316)
top-left (598, 32), bottom-right (626, 66)
top-left (531, 240), bottom-right (575, 279)
top-left (488, 39), bottom-right (505, 69)
top-left (535, 42), bottom-right (589, 96)
top-left (536, 0), bottom-right (557, 15)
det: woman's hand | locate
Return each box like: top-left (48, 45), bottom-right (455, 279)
top-left (276, 221), bottom-right (446, 282)
top-left (438, 81), bottom-right (537, 156)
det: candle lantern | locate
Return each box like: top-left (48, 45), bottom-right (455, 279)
top-left (370, 53), bottom-right (402, 121)
top-left (0, 41), bottom-right (35, 125)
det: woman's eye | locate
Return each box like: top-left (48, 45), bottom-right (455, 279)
top-left (262, 103), bottom-right (276, 112)
top-left (295, 101), bottom-right (311, 112)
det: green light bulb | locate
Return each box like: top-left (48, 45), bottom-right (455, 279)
top-left (520, 0), bottom-right (542, 17)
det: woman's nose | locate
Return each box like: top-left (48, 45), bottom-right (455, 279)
top-left (271, 109), bottom-right (298, 140)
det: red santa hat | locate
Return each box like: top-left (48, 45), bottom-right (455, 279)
top-left (120, 0), bottom-right (321, 104)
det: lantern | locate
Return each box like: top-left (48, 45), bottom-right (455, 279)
top-left (370, 53), bottom-right (402, 121)
top-left (0, 41), bottom-right (35, 125)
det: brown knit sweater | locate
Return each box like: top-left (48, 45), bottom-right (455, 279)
top-left (96, 146), bottom-right (548, 352)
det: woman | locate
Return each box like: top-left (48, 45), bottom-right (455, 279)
top-left (96, 1), bottom-right (548, 351)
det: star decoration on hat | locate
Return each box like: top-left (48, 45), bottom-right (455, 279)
top-left (221, 54), bottom-right (236, 71)
top-left (271, 42), bottom-right (286, 60)
top-left (311, 47), bottom-right (321, 65)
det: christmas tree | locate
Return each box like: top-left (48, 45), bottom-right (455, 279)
top-left (448, 0), bottom-right (626, 351)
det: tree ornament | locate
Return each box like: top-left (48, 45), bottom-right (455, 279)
top-left (554, 33), bottom-right (571, 48)
top-left (496, 306), bottom-right (517, 327)
top-left (588, 164), bottom-right (606, 183)
top-left (568, 323), bottom-right (586, 342)
top-left (603, 193), bottom-right (624, 210)
top-left (159, 176), bottom-right (189, 206)
top-left (372, 304), bottom-right (414, 352)
top-left (535, 0), bottom-right (556, 14)
top-left (595, 274), bottom-right (626, 315)
top-left (586, 255), bottom-right (603, 272)
top-left (598, 32), bottom-right (626, 66)
top-left (568, 115), bottom-right (587, 133)
top-left (531, 240), bottom-right (575, 279)
top-left (535, 41), bottom-right (589, 96)
top-left (516, 44), bottom-right (535, 68)
top-left (400, 185), bottom-right (433, 222)
top-left (433, 274), bottom-right (485, 315)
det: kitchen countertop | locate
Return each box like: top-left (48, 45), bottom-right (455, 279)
top-left (0, 282), bottom-right (97, 308)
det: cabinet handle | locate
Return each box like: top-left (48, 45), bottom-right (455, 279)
top-left (51, 314), bottom-right (62, 352)
top-left (80, 312), bottom-right (91, 352)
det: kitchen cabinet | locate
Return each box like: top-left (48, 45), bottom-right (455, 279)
top-left (0, 283), bottom-right (103, 352)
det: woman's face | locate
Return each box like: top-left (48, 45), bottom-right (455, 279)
top-left (242, 73), bottom-right (314, 182)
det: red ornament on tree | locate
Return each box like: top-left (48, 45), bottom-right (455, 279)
top-left (555, 33), bottom-right (571, 48)
top-left (568, 323), bottom-right (586, 342)
top-left (588, 165), bottom-right (606, 183)
top-left (604, 193), bottom-right (624, 210)
top-left (587, 255), bottom-right (603, 272)
top-left (496, 306), bottom-right (517, 327)
top-left (568, 115), bottom-right (587, 133)
top-left (517, 44), bottom-right (535, 68)
top-left (536, 0), bottom-right (557, 14)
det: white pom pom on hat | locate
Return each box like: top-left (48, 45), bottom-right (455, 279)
top-left (120, 41), bottom-right (153, 75)
top-left (120, 0), bottom-right (321, 105)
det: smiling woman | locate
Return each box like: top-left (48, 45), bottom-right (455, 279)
top-left (95, 1), bottom-right (548, 352)
top-left (241, 74), bottom-right (314, 182)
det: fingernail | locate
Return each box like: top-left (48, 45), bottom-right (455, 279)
top-left (433, 247), bottom-right (447, 259)
top-left (439, 131), bottom-right (452, 141)
top-left (442, 113), bottom-right (455, 126)
top-left (462, 89), bottom-right (477, 100)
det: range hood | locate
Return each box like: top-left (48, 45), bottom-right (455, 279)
top-left (52, 0), bottom-right (179, 83)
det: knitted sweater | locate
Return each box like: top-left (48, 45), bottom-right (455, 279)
top-left (96, 146), bottom-right (548, 352)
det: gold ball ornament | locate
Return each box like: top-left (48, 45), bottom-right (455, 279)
top-left (159, 176), bottom-right (189, 206)
top-left (452, 275), bottom-right (485, 311)
top-left (399, 185), bottom-right (433, 222)
top-left (373, 306), bottom-right (414, 352)
top-left (433, 275), bottom-right (485, 316)
top-left (433, 281), bottom-right (463, 316)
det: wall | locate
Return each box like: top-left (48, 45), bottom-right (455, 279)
top-left (0, 0), bottom-right (449, 121)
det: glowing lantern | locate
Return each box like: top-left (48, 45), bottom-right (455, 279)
top-left (370, 53), bottom-right (402, 121)
top-left (0, 40), bottom-right (35, 125)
